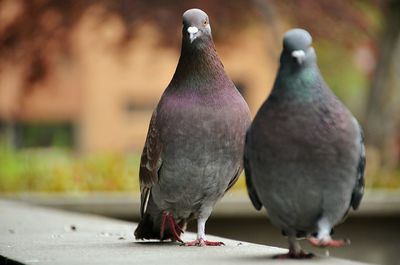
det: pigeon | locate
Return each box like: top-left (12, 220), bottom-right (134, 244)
top-left (134, 8), bottom-right (251, 246)
top-left (244, 28), bottom-right (365, 258)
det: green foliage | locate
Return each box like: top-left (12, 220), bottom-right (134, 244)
top-left (0, 141), bottom-right (140, 193)
top-left (16, 123), bottom-right (74, 148)
top-left (1, 138), bottom-right (400, 192)
top-left (314, 40), bottom-right (368, 117)
top-left (366, 169), bottom-right (400, 190)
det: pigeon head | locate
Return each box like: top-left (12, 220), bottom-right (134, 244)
top-left (171, 8), bottom-right (226, 86)
top-left (182, 9), bottom-right (212, 46)
top-left (282, 28), bottom-right (316, 66)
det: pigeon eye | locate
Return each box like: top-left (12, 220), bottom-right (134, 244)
top-left (203, 20), bottom-right (208, 26)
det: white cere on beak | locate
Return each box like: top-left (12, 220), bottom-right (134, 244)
top-left (291, 50), bottom-right (306, 64)
top-left (187, 26), bottom-right (199, 43)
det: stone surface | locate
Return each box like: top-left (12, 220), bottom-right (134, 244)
top-left (0, 199), bottom-right (371, 265)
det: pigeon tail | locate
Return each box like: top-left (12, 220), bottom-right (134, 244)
top-left (134, 212), bottom-right (158, 240)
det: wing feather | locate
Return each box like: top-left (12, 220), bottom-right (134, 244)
top-left (351, 121), bottom-right (365, 210)
top-left (244, 131), bottom-right (263, 210)
top-left (139, 110), bottom-right (162, 216)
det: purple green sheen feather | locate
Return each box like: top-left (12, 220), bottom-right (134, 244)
top-left (244, 29), bottom-right (365, 246)
top-left (135, 9), bottom-right (251, 241)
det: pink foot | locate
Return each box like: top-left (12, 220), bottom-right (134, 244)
top-left (183, 239), bottom-right (225, 247)
top-left (159, 212), bottom-right (184, 243)
top-left (308, 237), bottom-right (350, 248)
top-left (274, 250), bottom-right (314, 259)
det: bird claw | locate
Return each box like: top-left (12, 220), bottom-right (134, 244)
top-left (274, 250), bottom-right (314, 259)
top-left (182, 239), bottom-right (225, 247)
top-left (307, 237), bottom-right (350, 248)
top-left (160, 212), bottom-right (184, 243)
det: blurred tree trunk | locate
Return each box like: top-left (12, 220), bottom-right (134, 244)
top-left (3, 121), bottom-right (17, 150)
top-left (365, 0), bottom-right (400, 170)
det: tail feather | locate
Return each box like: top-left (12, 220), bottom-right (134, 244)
top-left (134, 212), bottom-right (161, 240)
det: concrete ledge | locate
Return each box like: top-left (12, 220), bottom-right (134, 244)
top-left (0, 199), bottom-right (371, 265)
top-left (1, 190), bottom-right (400, 219)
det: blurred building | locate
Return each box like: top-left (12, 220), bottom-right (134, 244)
top-left (0, 1), bottom-right (279, 153)
top-left (0, 0), bottom-right (377, 154)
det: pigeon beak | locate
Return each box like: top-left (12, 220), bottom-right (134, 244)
top-left (187, 26), bottom-right (199, 43)
top-left (291, 50), bottom-right (306, 65)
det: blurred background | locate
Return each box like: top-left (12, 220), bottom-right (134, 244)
top-left (0, 0), bottom-right (399, 264)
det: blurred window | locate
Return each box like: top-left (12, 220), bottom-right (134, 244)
top-left (123, 97), bottom-right (155, 113)
top-left (13, 123), bottom-right (75, 149)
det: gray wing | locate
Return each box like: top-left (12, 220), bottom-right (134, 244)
top-left (225, 166), bottom-right (242, 193)
top-left (244, 131), bottom-right (262, 210)
top-left (351, 123), bottom-right (365, 210)
top-left (139, 109), bottom-right (163, 217)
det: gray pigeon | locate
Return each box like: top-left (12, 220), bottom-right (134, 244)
top-left (134, 8), bottom-right (251, 246)
top-left (244, 28), bottom-right (365, 258)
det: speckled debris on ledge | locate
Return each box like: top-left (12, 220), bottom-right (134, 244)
top-left (0, 199), bottom-right (373, 265)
